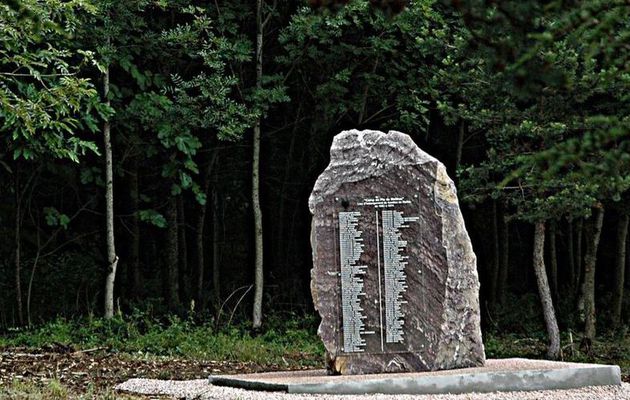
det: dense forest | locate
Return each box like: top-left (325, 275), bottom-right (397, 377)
top-left (1, 0), bottom-right (629, 363)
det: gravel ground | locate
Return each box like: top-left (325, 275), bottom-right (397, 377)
top-left (116, 379), bottom-right (630, 400)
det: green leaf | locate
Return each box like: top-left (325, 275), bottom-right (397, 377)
top-left (138, 210), bottom-right (167, 228)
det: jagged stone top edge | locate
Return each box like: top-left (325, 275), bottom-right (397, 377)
top-left (308, 129), bottom-right (441, 213)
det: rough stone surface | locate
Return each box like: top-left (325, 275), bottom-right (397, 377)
top-left (308, 129), bottom-right (484, 375)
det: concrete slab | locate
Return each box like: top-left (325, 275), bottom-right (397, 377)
top-left (208, 358), bottom-right (621, 395)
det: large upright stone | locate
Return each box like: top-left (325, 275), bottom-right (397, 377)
top-left (309, 129), bottom-right (485, 375)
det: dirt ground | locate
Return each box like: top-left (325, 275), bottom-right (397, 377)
top-left (0, 345), bottom-right (318, 395)
top-left (1, 345), bottom-right (628, 397)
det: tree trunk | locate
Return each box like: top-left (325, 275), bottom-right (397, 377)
top-left (129, 158), bottom-right (141, 298)
top-left (196, 152), bottom-right (217, 306)
top-left (165, 196), bottom-right (180, 309)
top-left (103, 65), bottom-right (119, 319)
top-left (583, 207), bottom-right (604, 341)
top-left (212, 190), bottom-right (221, 306)
top-left (26, 213), bottom-right (41, 327)
top-left (454, 119), bottom-right (465, 180)
top-left (275, 104), bottom-right (302, 286)
top-left (548, 220), bottom-right (558, 301)
top-left (567, 219), bottom-right (575, 293)
top-left (489, 200), bottom-right (500, 309)
top-left (533, 221), bottom-right (561, 360)
top-left (575, 218), bottom-right (584, 294)
top-left (357, 58), bottom-right (379, 125)
top-left (611, 213), bottom-right (628, 328)
top-left (498, 213), bottom-right (509, 305)
top-left (251, 0), bottom-right (264, 330)
top-left (195, 197), bottom-right (207, 306)
top-left (14, 162), bottom-right (23, 326)
top-left (177, 196), bottom-right (188, 302)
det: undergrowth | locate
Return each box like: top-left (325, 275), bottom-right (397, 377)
top-left (2, 302), bottom-right (628, 379)
top-left (0, 310), bottom-right (325, 367)
top-left (485, 332), bottom-right (630, 381)
top-left (484, 293), bottom-right (630, 380)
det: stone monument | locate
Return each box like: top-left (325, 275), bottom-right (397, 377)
top-left (309, 129), bottom-right (485, 375)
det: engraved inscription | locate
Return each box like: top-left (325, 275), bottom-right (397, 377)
top-left (381, 210), bottom-right (419, 343)
top-left (337, 196), bottom-right (419, 353)
top-left (338, 211), bottom-right (371, 353)
top-left (358, 196), bottom-right (411, 208)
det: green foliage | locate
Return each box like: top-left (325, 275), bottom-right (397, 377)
top-left (2, 0), bottom-right (630, 351)
top-left (43, 207), bottom-right (70, 229)
top-left (0, 0), bottom-right (109, 163)
top-left (137, 209), bottom-right (167, 228)
top-left (449, 0), bottom-right (630, 222)
top-left (279, 0), bottom-right (447, 133)
top-left (103, 2), bottom-right (256, 207)
top-left (483, 334), bottom-right (546, 360)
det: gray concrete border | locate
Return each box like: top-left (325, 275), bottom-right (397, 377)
top-left (209, 360), bottom-right (621, 395)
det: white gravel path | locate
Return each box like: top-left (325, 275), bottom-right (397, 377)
top-left (116, 379), bottom-right (630, 400)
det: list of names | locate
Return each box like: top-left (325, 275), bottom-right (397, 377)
top-left (338, 211), bottom-right (370, 353)
top-left (337, 197), bottom-right (418, 353)
top-left (382, 210), bottom-right (418, 343)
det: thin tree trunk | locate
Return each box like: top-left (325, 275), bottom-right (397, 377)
top-left (454, 119), bottom-right (465, 180)
top-left (165, 196), bottom-right (180, 309)
top-left (567, 219), bottom-right (575, 293)
top-left (14, 162), bottom-right (23, 326)
top-left (575, 218), bottom-right (584, 293)
top-left (251, 0), bottom-right (264, 330)
top-left (212, 190), bottom-right (221, 306)
top-left (26, 214), bottom-right (41, 327)
top-left (103, 65), bottom-right (119, 319)
top-left (129, 158), bottom-right (141, 298)
top-left (357, 58), bottom-right (379, 125)
top-left (548, 221), bottom-right (558, 301)
top-left (196, 152), bottom-right (217, 306)
top-left (583, 207), bottom-right (604, 341)
top-left (276, 105), bottom-right (302, 283)
top-left (177, 196), bottom-right (188, 302)
top-left (611, 213), bottom-right (628, 328)
top-left (533, 221), bottom-right (561, 360)
top-left (489, 200), bottom-right (500, 309)
top-left (498, 213), bottom-right (509, 305)
top-left (196, 197), bottom-right (207, 306)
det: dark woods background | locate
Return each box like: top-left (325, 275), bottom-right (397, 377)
top-left (1, 0), bottom-right (629, 349)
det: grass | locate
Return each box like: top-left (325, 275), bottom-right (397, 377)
top-left (0, 310), bottom-right (325, 366)
top-left (1, 310), bottom-right (628, 399)
top-left (0, 380), bottom-right (142, 400)
top-left (2, 312), bottom-right (628, 372)
top-left (0, 311), bottom-right (325, 398)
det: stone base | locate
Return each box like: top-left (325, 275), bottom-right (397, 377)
top-left (208, 358), bottom-right (621, 395)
